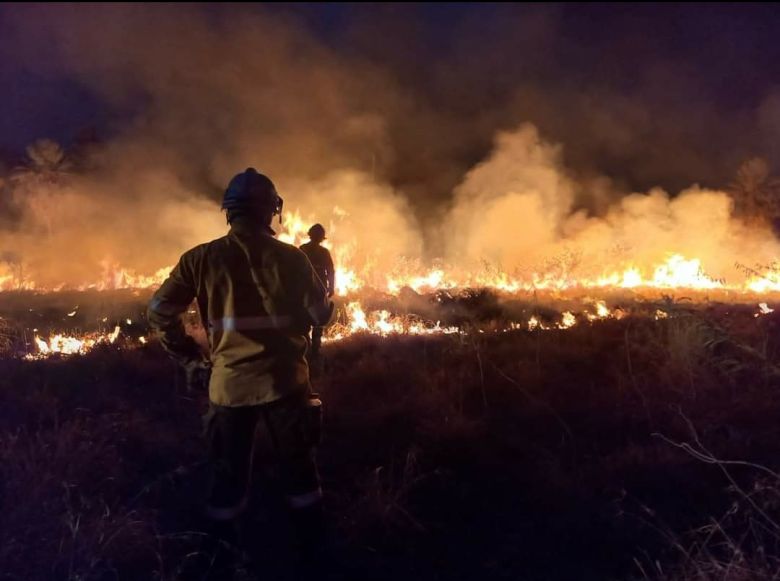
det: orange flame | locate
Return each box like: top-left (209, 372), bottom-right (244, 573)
top-left (27, 325), bottom-right (123, 358)
top-left (3, 204), bottom-right (780, 297)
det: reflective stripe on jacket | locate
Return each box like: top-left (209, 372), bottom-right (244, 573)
top-left (148, 219), bottom-right (332, 406)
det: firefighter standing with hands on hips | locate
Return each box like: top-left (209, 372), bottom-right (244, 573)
top-left (147, 168), bottom-right (333, 562)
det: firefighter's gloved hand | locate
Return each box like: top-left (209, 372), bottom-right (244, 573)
top-left (183, 359), bottom-right (212, 392)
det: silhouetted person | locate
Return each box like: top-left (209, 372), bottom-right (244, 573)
top-left (148, 168), bottom-right (333, 569)
top-left (300, 224), bottom-right (335, 359)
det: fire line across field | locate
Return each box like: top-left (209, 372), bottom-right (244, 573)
top-left (0, 282), bottom-right (775, 359)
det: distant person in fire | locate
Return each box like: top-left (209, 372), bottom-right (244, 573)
top-left (299, 223), bottom-right (335, 359)
top-left (147, 168), bottom-right (333, 562)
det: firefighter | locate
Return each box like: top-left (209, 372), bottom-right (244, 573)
top-left (147, 168), bottom-right (333, 555)
top-left (299, 224), bottom-right (335, 359)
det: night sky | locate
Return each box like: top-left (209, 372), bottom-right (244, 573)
top-left (3, 3), bottom-right (780, 199)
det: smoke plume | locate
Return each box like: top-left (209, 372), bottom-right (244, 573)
top-left (1, 4), bottom-right (779, 289)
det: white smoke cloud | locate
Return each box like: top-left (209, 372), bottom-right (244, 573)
top-left (443, 124), bottom-right (780, 284)
top-left (442, 124), bottom-right (575, 270)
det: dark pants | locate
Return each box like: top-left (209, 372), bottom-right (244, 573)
top-left (203, 394), bottom-right (321, 515)
top-left (310, 327), bottom-right (323, 359)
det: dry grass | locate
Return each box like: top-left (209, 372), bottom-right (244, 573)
top-left (0, 305), bottom-right (779, 580)
top-left (0, 317), bottom-right (12, 352)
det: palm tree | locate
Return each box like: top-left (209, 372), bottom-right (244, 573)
top-left (8, 139), bottom-right (74, 235)
top-left (12, 138), bottom-right (71, 184)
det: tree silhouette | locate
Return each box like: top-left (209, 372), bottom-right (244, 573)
top-left (728, 157), bottom-right (780, 227)
top-left (7, 139), bottom-right (74, 240)
top-left (12, 139), bottom-right (71, 184)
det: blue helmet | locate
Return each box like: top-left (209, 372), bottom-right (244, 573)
top-left (221, 168), bottom-right (283, 218)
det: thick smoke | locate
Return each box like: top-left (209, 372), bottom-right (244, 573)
top-left (3, 157), bottom-right (224, 287)
top-left (442, 125), bottom-right (576, 271)
top-left (443, 125), bottom-right (780, 284)
top-left (0, 4), bottom-right (423, 287)
top-left (1, 4), bottom-right (779, 289)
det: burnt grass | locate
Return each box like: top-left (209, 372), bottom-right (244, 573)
top-left (2, 310), bottom-right (780, 580)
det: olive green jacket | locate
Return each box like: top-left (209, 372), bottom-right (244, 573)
top-left (148, 219), bottom-right (332, 407)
